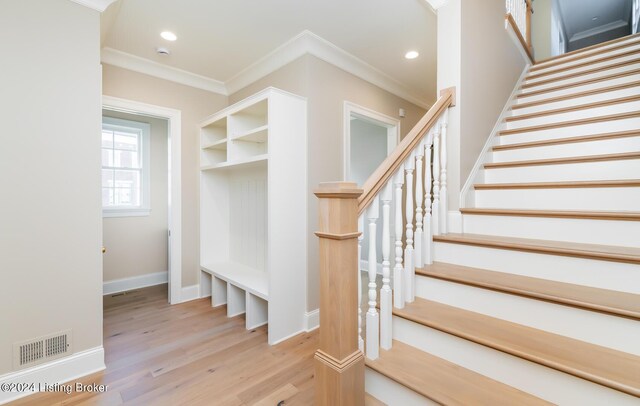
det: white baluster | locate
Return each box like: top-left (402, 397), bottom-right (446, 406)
top-left (393, 165), bottom-right (405, 309)
top-left (432, 125), bottom-right (441, 236)
top-left (423, 133), bottom-right (433, 266)
top-left (404, 154), bottom-right (415, 303)
top-left (366, 196), bottom-right (379, 360)
top-left (380, 183), bottom-right (392, 350)
top-left (357, 215), bottom-right (364, 353)
top-left (440, 111), bottom-right (449, 234)
top-left (414, 143), bottom-right (424, 269)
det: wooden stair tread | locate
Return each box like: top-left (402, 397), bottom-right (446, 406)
top-left (366, 340), bottom-right (552, 406)
top-left (522, 57), bottom-right (640, 90)
top-left (535, 33), bottom-right (640, 65)
top-left (531, 37), bottom-right (640, 72)
top-left (393, 298), bottom-right (640, 396)
top-left (505, 95), bottom-right (640, 122)
top-left (526, 48), bottom-right (640, 81)
top-left (416, 261), bottom-right (640, 319)
top-left (433, 233), bottom-right (640, 264)
top-left (498, 111), bottom-right (640, 135)
top-left (484, 152), bottom-right (640, 169)
top-left (512, 81), bottom-right (640, 110)
top-left (493, 130), bottom-right (640, 151)
top-left (460, 208), bottom-right (640, 221)
top-left (475, 179), bottom-right (640, 189)
top-left (518, 68), bottom-right (640, 99)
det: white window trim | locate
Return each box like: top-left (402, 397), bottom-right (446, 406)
top-left (102, 116), bottom-right (151, 217)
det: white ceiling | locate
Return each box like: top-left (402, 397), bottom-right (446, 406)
top-left (102, 0), bottom-right (437, 105)
top-left (557, 0), bottom-right (632, 41)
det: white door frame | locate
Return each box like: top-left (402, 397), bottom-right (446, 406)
top-left (343, 101), bottom-right (401, 182)
top-left (102, 95), bottom-right (183, 304)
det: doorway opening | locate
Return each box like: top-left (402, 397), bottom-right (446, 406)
top-left (101, 96), bottom-right (183, 304)
top-left (343, 102), bottom-right (400, 185)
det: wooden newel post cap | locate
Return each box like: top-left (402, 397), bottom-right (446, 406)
top-left (314, 182), bottom-right (363, 199)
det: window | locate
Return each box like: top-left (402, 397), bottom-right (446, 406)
top-left (101, 117), bottom-right (151, 217)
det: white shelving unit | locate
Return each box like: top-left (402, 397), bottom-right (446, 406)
top-left (199, 87), bottom-right (308, 344)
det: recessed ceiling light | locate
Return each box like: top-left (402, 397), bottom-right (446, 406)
top-left (592, 16), bottom-right (598, 21)
top-left (405, 51), bottom-right (419, 60)
top-left (161, 31), bottom-right (177, 41)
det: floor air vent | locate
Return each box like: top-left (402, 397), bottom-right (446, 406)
top-left (14, 330), bottom-right (72, 369)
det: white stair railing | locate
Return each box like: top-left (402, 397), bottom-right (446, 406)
top-left (353, 89), bottom-right (454, 360)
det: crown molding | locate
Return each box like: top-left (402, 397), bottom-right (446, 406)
top-left (569, 20), bottom-right (629, 42)
top-left (425, 0), bottom-right (448, 12)
top-left (101, 31), bottom-right (431, 108)
top-left (69, 0), bottom-right (118, 12)
top-left (101, 48), bottom-right (227, 94)
top-left (226, 30), bottom-right (431, 109)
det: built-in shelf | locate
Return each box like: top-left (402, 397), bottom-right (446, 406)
top-left (200, 154), bottom-right (269, 171)
top-left (232, 125), bottom-right (268, 143)
top-left (201, 261), bottom-right (269, 300)
top-left (202, 138), bottom-right (227, 150)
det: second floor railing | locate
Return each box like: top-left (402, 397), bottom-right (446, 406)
top-left (506, 0), bottom-right (534, 60)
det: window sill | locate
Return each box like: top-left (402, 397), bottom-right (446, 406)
top-left (103, 208), bottom-right (151, 218)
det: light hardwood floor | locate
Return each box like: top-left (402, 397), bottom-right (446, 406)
top-left (12, 284), bottom-right (321, 406)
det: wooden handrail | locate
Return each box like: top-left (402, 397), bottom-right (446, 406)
top-left (357, 89), bottom-right (454, 214)
top-left (506, 13), bottom-right (535, 63)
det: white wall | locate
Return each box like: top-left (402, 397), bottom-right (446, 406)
top-left (102, 110), bottom-right (169, 283)
top-left (532, 0), bottom-right (553, 61)
top-left (0, 0), bottom-right (102, 375)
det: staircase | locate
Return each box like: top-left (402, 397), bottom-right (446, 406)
top-left (315, 34), bottom-right (640, 405)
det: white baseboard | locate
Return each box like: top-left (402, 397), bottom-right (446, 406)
top-left (103, 271), bottom-right (167, 295)
top-left (0, 347), bottom-right (105, 405)
top-left (180, 284), bottom-right (200, 303)
top-left (447, 210), bottom-right (463, 233)
top-left (304, 309), bottom-right (320, 332)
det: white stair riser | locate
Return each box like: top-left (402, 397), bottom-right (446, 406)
top-left (414, 276), bottom-right (640, 354)
top-left (505, 101), bottom-right (640, 130)
top-left (365, 368), bottom-right (438, 406)
top-left (433, 241), bottom-right (640, 293)
top-left (492, 136), bottom-right (640, 161)
top-left (462, 214), bottom-right (640, 248)
top-left (532, 38), bottom-right (640, 74)
top-left (393, 317), bottom-right (640, 406)
top-left (516, 73), bottom-right (640, 103)
top-left (521, 64), bottom-right (640, 93)
top-left (475, 187), bottom-right (640, 211)
top-left (499, 117), bottom-right (640, 144)
top-left (483, 159), bottom-right (640, 183)
top-left (511, 85), bottom-right (640, 116)
top-left (525, 52), bottom-right (640, 85)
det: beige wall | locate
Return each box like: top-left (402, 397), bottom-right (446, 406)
top-left (102, 110), bottom-right (169, 282)
top-left (102, 65), bottom-right (228, 288)
top-left (532, 0), bottom-right (553, 61)
top-left (0, 0), bottom-right (102, 374)
top-left (230, 55), bottom-right (428, 311)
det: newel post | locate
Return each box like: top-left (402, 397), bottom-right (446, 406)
top-left (314, 182), bottom-right (365, 406)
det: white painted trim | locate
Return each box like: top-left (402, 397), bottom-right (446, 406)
top-left (304, 309), bottom-right (320, 332)
top-left (424, 0), bottom-right (448, 12)
top-left (343, 101), bottom-right (401, 182)
top-left (447, 210), bottom-right (463, 233)
top-left (180, 285), bottom-right (200, 303)
top-left (0, 347), bottom-right (105, 405)
top-left (103, 271), bottom-right (168, 295)
top-left (102, 96), bottom-right (183, 304)
top-left (570, 20), bottom-right (629, 42)
top-left (101, 48), bottom-right (227, 95)
top-left (68, 0), bottom-right (117, 12)
top-left (459, 65), bottom-right (530, 208)
top-left (101, 31), bottom-right (432, 109)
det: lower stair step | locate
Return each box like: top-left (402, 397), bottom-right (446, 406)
top-left (433, 233), bottom-right (640, 264)
top-left (393, 298), bottom-right (640, 397)
top-left (366, 340), bottom-right (552, 406)
top-left (417, 262), bottom-right (640, 319)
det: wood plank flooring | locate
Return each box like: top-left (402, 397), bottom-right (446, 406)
top-left (11, 285), bottom-right (323, 406)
